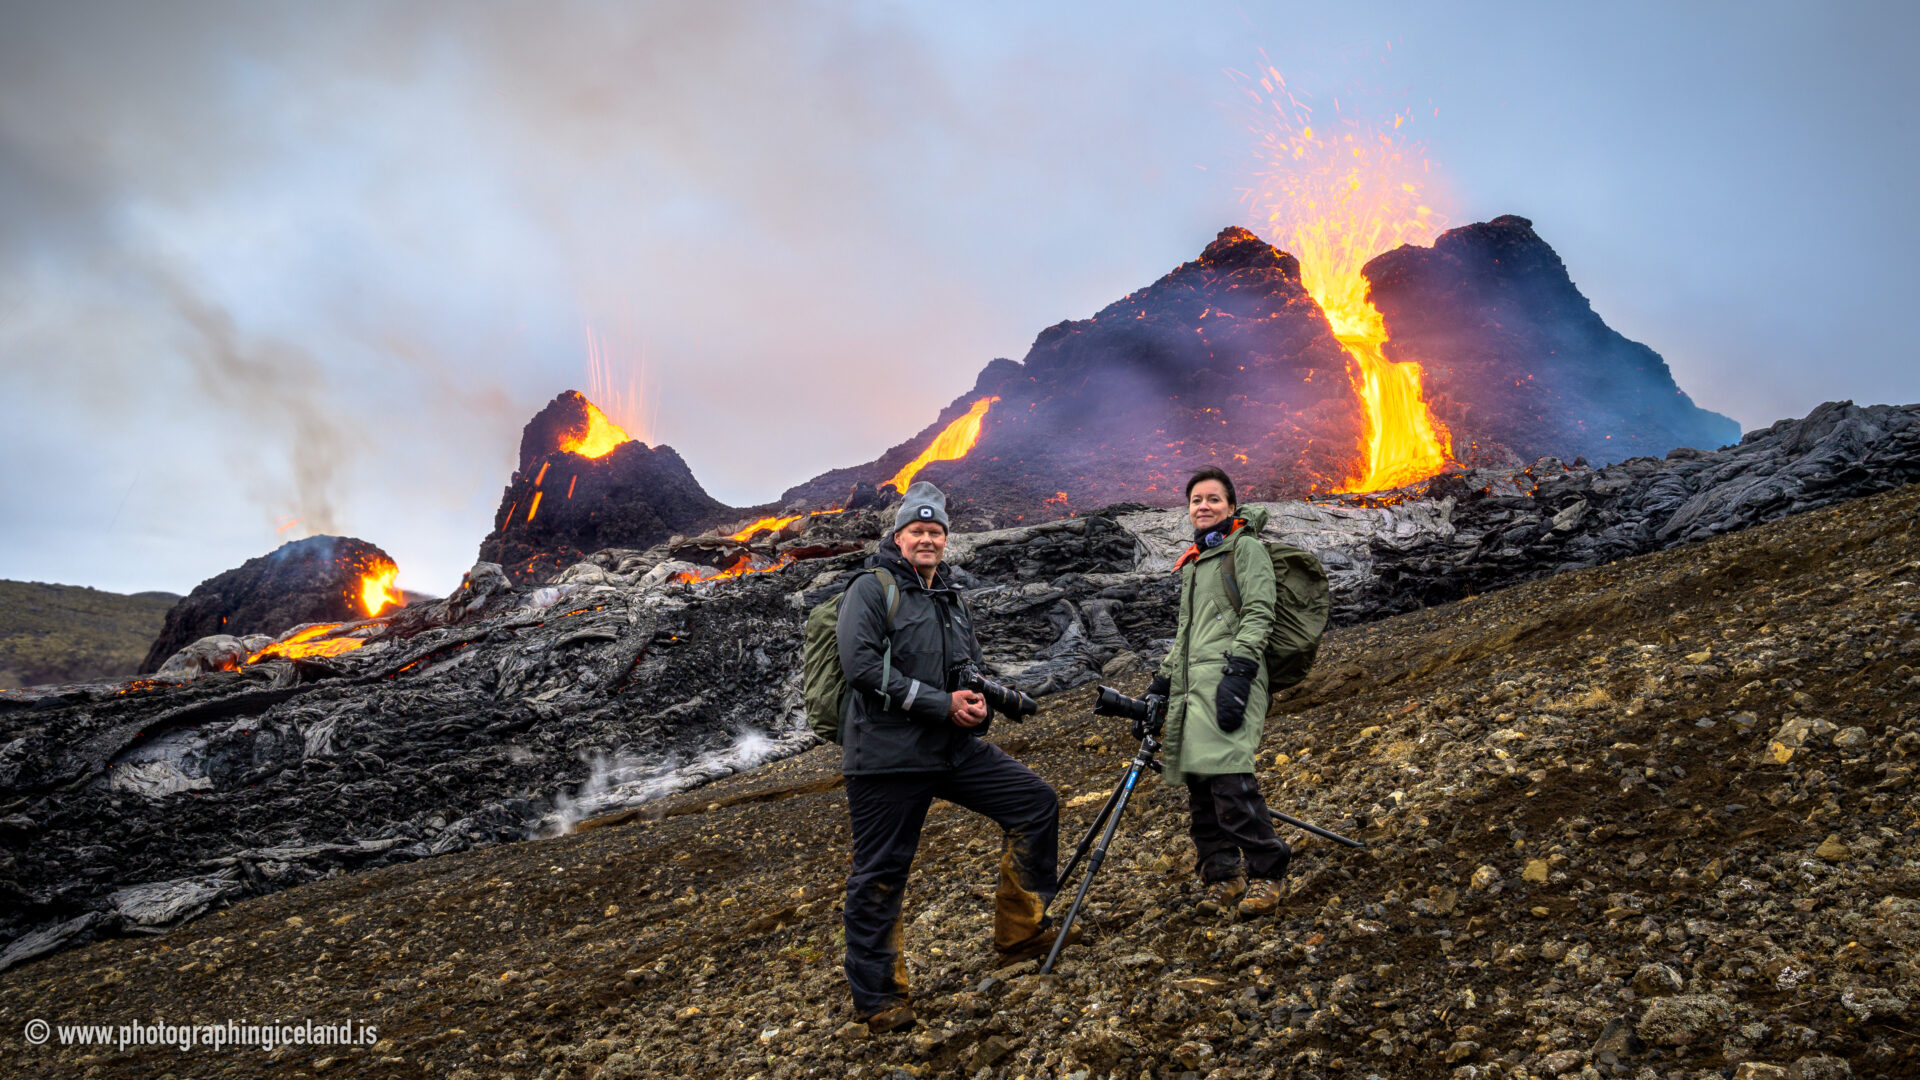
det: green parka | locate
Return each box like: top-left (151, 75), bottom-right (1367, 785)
top-left (1157, 505), bottom-right (1276, 787)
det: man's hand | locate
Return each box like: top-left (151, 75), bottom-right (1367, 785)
top-left (950, 689), bottom-right (989, 728)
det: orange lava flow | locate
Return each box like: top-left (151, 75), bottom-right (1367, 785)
top-left (672, 553), bottom-right (796, 585)
top-left (248, 624), bottom-right (365, 663)
top-left (527, 491), bottom-right (545, 524)
top-left (558, 393), bottom-right (633, 459)
top-left (886, 396), bottom-right (999, 494)
top-left (359, 561), bottom-right (403, 617)
top-left (729, 513), bottom-right (803, 541)
top-left (1236, 60), bottom-right (1453, 491)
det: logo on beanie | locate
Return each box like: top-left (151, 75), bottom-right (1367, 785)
top-left (918, 506), bottom-right (934, 520)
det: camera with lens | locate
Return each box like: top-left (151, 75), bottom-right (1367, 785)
top-left (1092, 685), bottom-right (1167, 737)
top-left (954, 664), bottom-right (1039, 719)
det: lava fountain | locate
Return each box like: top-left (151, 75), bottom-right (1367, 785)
top-left (1237, 61), bottom-right (1453, 492)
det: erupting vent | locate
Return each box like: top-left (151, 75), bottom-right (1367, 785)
top-left (1240, 62), bottom-right (1454, 491)
top-left (558, 396), bottom-right (633, 459)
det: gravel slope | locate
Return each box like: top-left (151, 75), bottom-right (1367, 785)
top-left (5, 483), bottom-right (1917, 1080)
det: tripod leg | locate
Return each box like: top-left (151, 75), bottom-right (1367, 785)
top-left (1040, 760), bottom-right (1147, 975)
top-left (1053, 769), bottom-right (1129, 894)
top-left (1269, 808), bottom-right (1365, 849)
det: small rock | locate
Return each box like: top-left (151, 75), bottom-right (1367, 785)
top-left (1815, 835), bottom-right (1852, 862)
top-left (1470, 865), bottom-right (1501, 890)
top-left (1788, 1055), bottom-right (1853, 1080)
top-left (1636, 994), bottom-right (1731, 1046)
top-left (1171, 976), bottom-right (1227, 993)
top-left (1632, 962), bottom-right (1684, 997)
top-left (1523, 859), bottom-right (1550, 884)
top-left (835, 1021), bottom-right (869, 1040)
top-left (970, 1035), bottom-right (1012, 1068)
top-left (1590, 1015), bottom-right (1643, 1069)
top-left (1832, 726), bottom-right (1869, 749)
top-left (1734, 1065), bottom-right (1789, 1080)
top-left (1171, 1041), bottom-right (1214, 1070)
top-left (1536, 1049), bottom-right (1584, 1075)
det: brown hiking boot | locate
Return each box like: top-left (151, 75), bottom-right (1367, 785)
top-left (995, 919), bottom-right (1085, 963)
top-left (1197, 876), bottom-right (1247, 914)
top-left (1238, 878), bottom-right (1283, 916)
top-left (858, 1003), bottom-right (917, 1034)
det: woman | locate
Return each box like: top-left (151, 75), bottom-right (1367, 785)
top-left (1147, 466), bottom-right (1290, 916)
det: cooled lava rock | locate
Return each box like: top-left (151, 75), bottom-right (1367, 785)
top-left (138, 536), bottom-right (398, 673)
top-left (477, 390), bottom-right (732, 583)
top-left (1365, 214), bottom-right (1742, 466)
top-left (5, 399), bottom-right (1913, 973)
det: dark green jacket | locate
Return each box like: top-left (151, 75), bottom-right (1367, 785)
top-left (1157, 506), bottom-right (1276, 786)
top-left (836, 539), bottom-right (990, 775)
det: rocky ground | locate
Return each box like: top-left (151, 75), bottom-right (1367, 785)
top-left (7, 481), bottom-right (1915, 1080)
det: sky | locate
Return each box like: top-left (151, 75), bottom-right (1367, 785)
top-left (3, 1), bottom-right (1915, 596)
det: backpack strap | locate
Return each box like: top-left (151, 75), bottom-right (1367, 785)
top-left (869, 568), bottom-right (901, 711)
top-left (1218, 548), bottom-right (1242, 615)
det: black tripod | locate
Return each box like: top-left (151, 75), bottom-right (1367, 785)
top-left (1039, 686), bottom-right (1368, 975)
top-left (1040, 727), bottom-right (1164, 974)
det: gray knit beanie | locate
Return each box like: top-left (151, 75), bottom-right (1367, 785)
top-left (893, 481), bottom-right (951, 534)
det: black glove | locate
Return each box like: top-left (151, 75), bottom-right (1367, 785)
top-left (1214, 655), bottom-right (1259, 733)
top-left (1135, 675), bottom-right (1173, 739)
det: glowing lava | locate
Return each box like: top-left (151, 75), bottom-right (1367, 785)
top-left (358, 561), bottom-right (403, 617)
top-left (886, 396), bottom-right (999, 494)
top-left (672, 553), bottom-right (796, 585)
top-left (1237, 60), bottom-right (1453, 491)
top-left (729, 514), bottom-right (803, 541)
top-left (558, 393), bottom-right (633, 459)
top-left (247, 623), bottom-right (365, 663)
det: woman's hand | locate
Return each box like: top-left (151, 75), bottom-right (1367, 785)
top-left (1214, 656), bottom-right (1258, 732)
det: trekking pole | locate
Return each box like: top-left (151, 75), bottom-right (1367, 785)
top-left (1269, 809), bottom-right (1365, 849)
top-left (1041, 728), bottom-right (1162, 975)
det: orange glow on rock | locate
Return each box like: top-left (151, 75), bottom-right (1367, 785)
top-left (247, 623), bottom-right (366, 663)
top-left (886, 396), bottom-right (998, 494)
top-left (527, 491), bottom-right (544, 524)
top-left (1238, 59), bottom-right (1453, 492)
top-left (672, 553), bottom-right (796, 585)
top-left (566, 475), bottom-right (577, 499)
top-left (558, 393), bottom-right (633, 459)
top-left (533, 461), bottom-right (550, 487)
top-left (728, 514), bottom-right (802, 541)
top-left (358, 561), bottom-right (403, 617)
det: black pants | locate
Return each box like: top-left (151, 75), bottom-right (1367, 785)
top-left (1187, 773), bottom-right (1290, 883)
top-left (843, 744), bottom-right (1059, 1015)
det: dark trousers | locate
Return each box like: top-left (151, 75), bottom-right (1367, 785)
top-left (1187, 773), bottom-right (1291, 883)
top-left (843, 744), bottom-right (1059, 1015)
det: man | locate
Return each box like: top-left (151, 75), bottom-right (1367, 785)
top-left (836, 480), bottom-right (1072, 1033)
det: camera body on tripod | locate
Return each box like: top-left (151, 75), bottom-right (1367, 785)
top-left (1092, 685), bottom-right (1166, 736)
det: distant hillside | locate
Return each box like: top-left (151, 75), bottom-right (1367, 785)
top-left (0, 581), bottom-right (179, 689)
